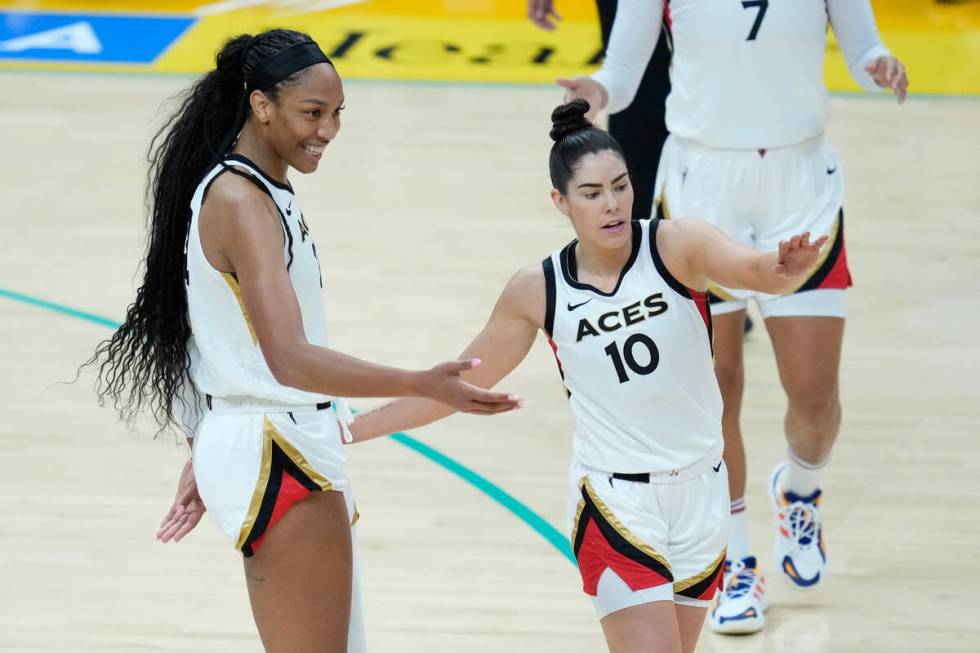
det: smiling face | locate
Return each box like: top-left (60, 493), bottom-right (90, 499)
top-left (551, 149), bottom-right (634, 248)
top-left (249, 62), bottom-right (345, 174)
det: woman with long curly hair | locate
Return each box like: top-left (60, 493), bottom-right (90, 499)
top-left (87, 28), bottom-right (520, 651)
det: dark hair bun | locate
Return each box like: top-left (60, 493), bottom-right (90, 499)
top-left (550, 99), bottom-right (592, 142)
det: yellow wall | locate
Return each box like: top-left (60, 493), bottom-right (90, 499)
top-left (1, 0), bottom-right (978, 95)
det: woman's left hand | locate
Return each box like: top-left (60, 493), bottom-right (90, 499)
top-left (772, 232), bottom-right (829, 279)
top-left (157, 459), bottom-right (206, 543)
top-left (865, 55), bottom-right (909, 104)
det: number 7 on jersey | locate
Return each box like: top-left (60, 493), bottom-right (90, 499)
top-left (741, 0), bottom-right (768, 41)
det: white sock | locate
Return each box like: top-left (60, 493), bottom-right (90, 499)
top-left (781, 449), bottom-right (828, 498)
top-left (727, 497), bottom-right (750, 562)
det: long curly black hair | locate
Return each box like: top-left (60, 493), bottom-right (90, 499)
top-left (84, 29), bottom-right (321, 435)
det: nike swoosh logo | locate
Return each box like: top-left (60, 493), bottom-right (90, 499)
top-left (567, 298), bottom-right (593, 311)
top-left (712, 462), bottom-right (722, 473)
top-left (826, 166), bottom-right (837, 175)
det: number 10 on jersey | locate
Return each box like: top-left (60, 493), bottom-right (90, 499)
top-left (604, 334), bottom-right (660, 384)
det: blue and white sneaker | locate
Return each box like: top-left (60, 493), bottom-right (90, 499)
top-left (709, 557), bottom-right (768, 634)
top-left (769, 463), bottom-right (826, 590)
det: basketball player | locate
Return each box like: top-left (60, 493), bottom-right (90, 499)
top-left (349, 100), bottom-right (828, 653)
top-left (88, 29), bottom-right (520, 652)
top-left (556, 0), bottom-right (909, 633)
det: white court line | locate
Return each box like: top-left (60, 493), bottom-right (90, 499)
top-left (194, 0), bottom-right (366, 16)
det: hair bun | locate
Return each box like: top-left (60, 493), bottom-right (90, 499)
top-left (550, 99), bottom-right (592, 142)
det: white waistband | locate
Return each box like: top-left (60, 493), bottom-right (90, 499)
top-left (205, 394), bottom-right (330, 415)
top-left (577, 440), bottom-right (725, 484)
top-left (671, 133), bottom-right (826, 159)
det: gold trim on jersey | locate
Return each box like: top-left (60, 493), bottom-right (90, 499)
top-left (674, 547), bottom-right (727, 593)
top-left (222, 272), bottom-right (258, 345)
top-left (707, 283), bottom-right (737, 302)
top-left (580, 477), bottom-right (672, 573)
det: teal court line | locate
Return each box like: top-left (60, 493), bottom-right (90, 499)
top-left (0, 286), bottom-right (577, 564)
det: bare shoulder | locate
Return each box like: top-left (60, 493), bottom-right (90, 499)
top-left (201, 170), bottom-right (282, 237)
top-left (497, 263), bottom-right (546, 329)
top-left (658, 217), bottom-right (712, 246)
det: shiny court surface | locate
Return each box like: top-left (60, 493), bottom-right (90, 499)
top-left (1, 72), bottom-right (978, 652)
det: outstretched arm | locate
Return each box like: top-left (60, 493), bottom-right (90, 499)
top-left (350, 265), bottom-right (545, 443)
top-left (204, 175), bottom-right (519, 414)
top-left (660, 219), bottom-right (828, 296)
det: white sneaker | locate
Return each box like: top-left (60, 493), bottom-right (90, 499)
top-left (709, 557), bottom-right (768, 634)
top-left (769, 463), bottom-right (827, 590)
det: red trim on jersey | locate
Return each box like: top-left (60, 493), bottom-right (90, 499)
top-left (577, 520), bottom-right (672, 596)
top-left (548, 336), bottom-right (566, 379)
top-left (248, 471), bottom-right (313, 556)
top-left (817, 232), bottom-right (852, 290)
top-left (689, 288), bottom-right (710, 333)
top-left (664, 1), bottom-right (672, 29)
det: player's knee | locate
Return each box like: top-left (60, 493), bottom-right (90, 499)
top-left (787, 385), bottom-right (840, 426)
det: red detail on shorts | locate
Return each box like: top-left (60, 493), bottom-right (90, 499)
top-left (696, 561), bottom-right (726, 601)
top-left (664, 2), bottom-right (672, 29)
top-left (548, 337), bottom-right (565, 378)
top-left (577, 520), bottom-right (671, 596)
top-left (249, 471), bottom-right (313, 556)
top-left (818, 232), bottom-right (852, 289)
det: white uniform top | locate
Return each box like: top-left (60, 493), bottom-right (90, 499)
top-left (544, 219), bottom-right (722, 473)
top-left (592, 0), bottom-right (891, 149)
top-left (184, 155), bottom-right (331, 406)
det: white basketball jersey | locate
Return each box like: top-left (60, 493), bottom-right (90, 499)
top-left (184, 155), bottom-right (331, 405)
top-left (543, 219), bottom-right (722, 473)
top-left (666, 0), bottom-right (830, 148)
top-left (594, 0), bottom-right (890, 149)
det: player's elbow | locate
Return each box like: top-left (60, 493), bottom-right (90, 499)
top-left (263, 340), bottom-right (308, 389)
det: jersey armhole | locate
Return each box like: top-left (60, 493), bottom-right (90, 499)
top-left (542, 256), bottom-right (557, 337)
top-left (648, 219), bottom-right (705, 301)
top-left (223, 165), bottom-right (296, 271)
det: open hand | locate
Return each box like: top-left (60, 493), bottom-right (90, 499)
top-left (528, 0), bottom-right (561, 30)
top-left (420, 359), bottom-right (523, 415)
top-left (555, 77), bottom-right (606, 121)
top-left (157, 459), bottom-right (206, 543)
top-left (864, 55), bottom-right (909, 104)
top-left (772, 232), bottom-right (829, 279)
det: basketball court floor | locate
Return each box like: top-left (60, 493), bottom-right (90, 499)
top-left (1, 1), bottom-right (979, 652)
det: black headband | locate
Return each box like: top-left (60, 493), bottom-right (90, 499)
top-left (247, 41), bottom-right (332, 91)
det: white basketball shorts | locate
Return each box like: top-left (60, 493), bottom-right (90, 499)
top-left (567, 444), bottom-right (730, 618)
top-left (654, 134), bottom-right (852, 318)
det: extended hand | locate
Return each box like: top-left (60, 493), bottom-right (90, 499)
top-left (157, 459), bottom-right (206, 543)
top-left (528, 0), bottom-right (561, 30)
top-left (772, 232), bottom-right (829, 279)
top-left (420, 359), bottom-right (523, 415)
top-left (555, 77), bottom-right (607, 121)
top-left (864, 55), bottom-right (908, 104)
